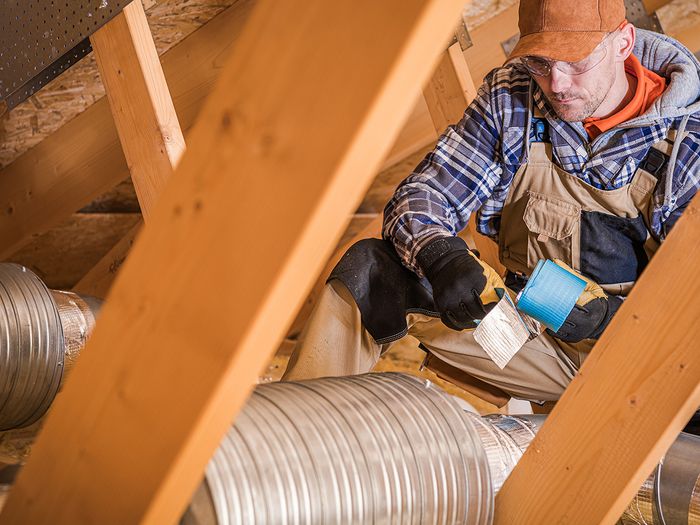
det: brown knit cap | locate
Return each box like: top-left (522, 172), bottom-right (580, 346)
top-left (508, 0), bottom-right (626, 63)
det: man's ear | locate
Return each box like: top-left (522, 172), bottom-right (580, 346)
top-left (616, 23), bottom-right (636, 62)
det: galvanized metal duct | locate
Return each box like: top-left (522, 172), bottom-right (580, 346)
top-left (0, 264), bottom-right (64, 431)
top-left (190, 373), bottom-right (700, 525)
top-left (0, 269), bottom-right (101, 460)
top-left (203, 373), bottom-right (493, 525)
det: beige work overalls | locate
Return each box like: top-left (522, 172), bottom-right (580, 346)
top-left (283, 110), bottom-right (665, 403)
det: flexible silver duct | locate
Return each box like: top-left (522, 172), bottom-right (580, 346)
top-left (0, 268), bottom-right (100, 460)
top-left (203, 373), bottom-right (493, 525)
top-left (190, 374), bottom-right (700, 525)
top-left (0, 264), bottom-right (64, 431)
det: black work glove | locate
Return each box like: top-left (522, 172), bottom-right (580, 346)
top-left (417, 236), bottom-right (505, 331)
top-left (546, 260), bottom-right (624, 343)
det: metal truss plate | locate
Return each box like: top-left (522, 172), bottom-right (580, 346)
top-left (0, 0), bottom-right (133, 110)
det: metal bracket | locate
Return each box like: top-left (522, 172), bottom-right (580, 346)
top-left (0, 0), bottom-right (134, 111)
top-left (450, 20), bottom-right (473, 51)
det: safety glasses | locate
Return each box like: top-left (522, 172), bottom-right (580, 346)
top-left (520, 30), bottom-right (618, 77)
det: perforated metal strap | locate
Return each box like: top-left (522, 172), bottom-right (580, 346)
top-left (0, 0), bottom-right (133, 110)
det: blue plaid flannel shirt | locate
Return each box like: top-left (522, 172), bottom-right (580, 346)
top-left (383, 64), bottom-right (700, 275)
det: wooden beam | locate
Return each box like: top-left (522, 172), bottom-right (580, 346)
top-left (77, 0), bottom-right (184, 296)
top-left (0, 0), bottom-right (465, 523)
top-left (422, 41), bottom-right (505, 274)
top-left (494, 193), bottom-right (700, 523)
top-left (91, 0), bottom-right (185, 221)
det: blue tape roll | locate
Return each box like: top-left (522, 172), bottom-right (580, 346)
top-left (516, 259), bottom-right (587, 332)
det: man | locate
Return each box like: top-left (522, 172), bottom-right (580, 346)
top-left (283, 0), bottom-right (700, 409)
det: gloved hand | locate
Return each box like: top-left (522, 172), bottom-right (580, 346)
top-left (547, 259), bottom-right (623, 343)
top-left (417, 236), bottom-right (505, 330)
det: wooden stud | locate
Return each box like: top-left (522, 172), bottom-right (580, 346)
top-left (91, 0), bottom-right (185, 221)
top-left (77, 0), bottom-right (184, 296)
top-left (495, 192), bottom-right (700, 524)
top-left (0, 0), bottom-right (465, 523)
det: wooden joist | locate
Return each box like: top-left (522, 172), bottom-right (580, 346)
top-left (0, 0), bottom-right (465, 522)
top-left (495, 193), bottom-right (700, 523)
top-left (75, 0), bottom-right (184, 296)
top-left (91, 0), bottom-right (185, 220)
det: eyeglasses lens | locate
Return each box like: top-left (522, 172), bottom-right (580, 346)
top-left (521, 40), bottom-right (608, 77)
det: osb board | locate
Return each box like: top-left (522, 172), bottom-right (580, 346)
top-left (8, 213), bottom-right (141, 289)
top-left (0, 0), bottom-right (241, 170)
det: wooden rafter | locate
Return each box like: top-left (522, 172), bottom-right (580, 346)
top-left (495, 193), bottom-right (700, 523)
top-left (91, 0), bottom-right (185, 220)
top-left (0, 0), bottom-right (465, 522)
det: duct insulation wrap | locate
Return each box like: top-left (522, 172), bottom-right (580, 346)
top-left (0, 264), bottom-right (63, 431)
top-left (50, 290), bottom-right (99, 380)
top-left (204, 373), bottom-right (493, 525)
top-left (462, 412), bottom-right (539, 493)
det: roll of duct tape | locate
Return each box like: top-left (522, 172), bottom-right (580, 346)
top-left (516, 259), bottom-right (586, 332)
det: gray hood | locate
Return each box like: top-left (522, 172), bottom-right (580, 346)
top-left (628, 28), bottom-right (700, 125)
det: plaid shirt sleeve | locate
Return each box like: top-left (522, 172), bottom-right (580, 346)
top-left (382, 76), bottom-right (505, 275)
top-left (658, 124), bottom-right (700, 238)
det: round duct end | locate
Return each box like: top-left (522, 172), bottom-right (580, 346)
top-left (0, 264), bottom-right (64, 430)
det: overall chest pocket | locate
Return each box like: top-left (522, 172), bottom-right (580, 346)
top-left (522, 192), bottom-right (581, 270)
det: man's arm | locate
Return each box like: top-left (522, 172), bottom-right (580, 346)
top-left (382, 73), bottom-right (508, 276)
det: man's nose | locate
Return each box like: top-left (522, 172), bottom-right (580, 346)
top-left (549, 65), bottom-right (572, 93)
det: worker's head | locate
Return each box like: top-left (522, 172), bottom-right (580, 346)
top-left (508, 0), bottom-right (636, 121)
